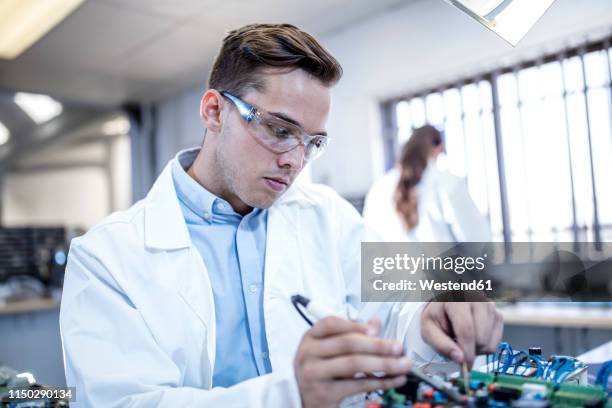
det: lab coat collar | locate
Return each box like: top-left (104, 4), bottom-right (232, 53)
top-left (144, 161), bottom-right (192, 250)
top-left (273, 180), bottom-right (317, 208)
top-left (144, 149), bottom-right (316, 250)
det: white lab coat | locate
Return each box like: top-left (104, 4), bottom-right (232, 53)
top-left (60, 158), bottom-right (437, 407)
top-left (363, 162), bottom-right (491, 242)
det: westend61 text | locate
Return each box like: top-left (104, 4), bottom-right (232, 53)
top-left (372, 279), bottom-right (493, 292)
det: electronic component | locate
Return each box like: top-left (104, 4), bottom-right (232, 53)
top-left (288, 299), bottom-right (610, 408)
top-left (484, 343), bottom-right (587, 384)
top-left (0, 366), bottom-right (68, 407)
top-left (374, 345), bottom-right (611, 408)
top-left (0, 227), bottom-right (67, 286)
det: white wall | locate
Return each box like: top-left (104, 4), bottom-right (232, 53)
top-left (155, 87), bottom-right (206, 169)
top-left (111, 135), bottom-right (132, 211)
top-left (3, 168), bottom-right (109, 229)
top-left (2, 135), bottom-right (132, 229)
top-left (316, 0), bottom-right (612, 196)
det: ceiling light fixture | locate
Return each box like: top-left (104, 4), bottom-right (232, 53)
top-left (444, 0), bottom-right (557, 46)
top-left (14, 92), bottom-right (63, 124)
top-left (0, 0), bottom-right (85, 59)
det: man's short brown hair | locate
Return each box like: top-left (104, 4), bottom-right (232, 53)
top-left (208, 23), bottom-right (342, 96)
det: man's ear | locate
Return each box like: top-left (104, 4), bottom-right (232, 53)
top-left (200, 90), bottom-right (224, 133)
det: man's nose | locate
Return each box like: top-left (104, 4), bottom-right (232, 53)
top-left (277, 144), bottom-right (305, 170)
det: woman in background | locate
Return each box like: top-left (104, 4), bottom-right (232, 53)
top-left (363, 125), bottom-right (491, 242)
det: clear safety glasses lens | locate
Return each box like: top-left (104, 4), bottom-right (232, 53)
top-left (222, 91), bottom-right (329, 161)
top-left (251, 112), bottom-right (329, 161)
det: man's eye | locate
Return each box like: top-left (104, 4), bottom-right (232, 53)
top-left (311, 137), bottom-right (325, 148)
top-left (268, 124), bottom-right (292, 139)
top-left (275, 127), bottom-right (290, 138)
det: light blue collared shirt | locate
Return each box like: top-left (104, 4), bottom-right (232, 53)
top-left (171, 148), bottom-right (272, 388)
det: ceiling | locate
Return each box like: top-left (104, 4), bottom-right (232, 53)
top-left (0, 90), bottom-right (115, 169)
top-left (0, 0), bottom-right (410, 108)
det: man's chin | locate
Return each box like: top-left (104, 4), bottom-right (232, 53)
top-left (245, 189), bottom-right (287, 209)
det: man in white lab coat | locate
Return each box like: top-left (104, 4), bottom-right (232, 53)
top-left (60, 24), bottom-right (503, 407)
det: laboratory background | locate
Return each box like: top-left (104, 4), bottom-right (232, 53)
top-left (0, 0), bottom-right (610, 391)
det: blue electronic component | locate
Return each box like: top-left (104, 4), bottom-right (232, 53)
top-left (511, 351), bottom-right (547, 378)
top-left (595, 360), bottom-right (612, 394)
top-left (542, 356), bottom-right (585, 384)
top-left (493, 342), bottom-right (516, 374)
top-left (470, 380), bottom-right (485, 390)
top-left (432, 391), bottom-right (447, 403)
top-left (488, 344), bottom-right (585, 384)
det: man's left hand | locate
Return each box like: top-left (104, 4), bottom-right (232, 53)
top-left (420, 302), bottom-right (503, 367)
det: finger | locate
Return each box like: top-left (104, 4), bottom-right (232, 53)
top-left (315, 332), bottom-right (404, 359)
top-left (317, 355), bottom-right (412, 379)
top-left (309, 316), bottom-right (369, 339)
top-left (421, 308), bottom-right (464, 363)
top-left (331, 375), bottom-right (407, 400)
top-left (446, 303), bottom-right (476, 366)
top-left (366, 317), bottom-right (382, 336)
top-left (471, 302), bottom-right (495, 351)
top-left (485, 309), bottom-right (504, 353)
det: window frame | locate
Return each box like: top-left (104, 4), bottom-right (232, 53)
top-left (380, 36), bottom-right (612, 251)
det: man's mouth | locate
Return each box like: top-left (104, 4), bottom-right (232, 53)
top-left (263, 176), bottom-right (290, 193)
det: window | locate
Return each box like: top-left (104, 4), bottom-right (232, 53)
top-left (382, 37), bottom-right (612, 247)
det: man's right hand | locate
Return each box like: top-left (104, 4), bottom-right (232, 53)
top-left (294, 316), bottom-right (411, 408)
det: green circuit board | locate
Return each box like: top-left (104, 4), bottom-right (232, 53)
top-left (377, 370), bottom-right (610, 408)
top-left (455, 371), bottom-right (611, 408)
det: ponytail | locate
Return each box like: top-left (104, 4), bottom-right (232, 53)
top-left (394, 125), bottom-right (442, 230)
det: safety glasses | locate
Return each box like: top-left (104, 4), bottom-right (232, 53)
top-left (221, 91), bottom-right (329, 162)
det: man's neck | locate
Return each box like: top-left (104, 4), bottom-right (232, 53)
top-left (186, 149), bottom-right (253, 216)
